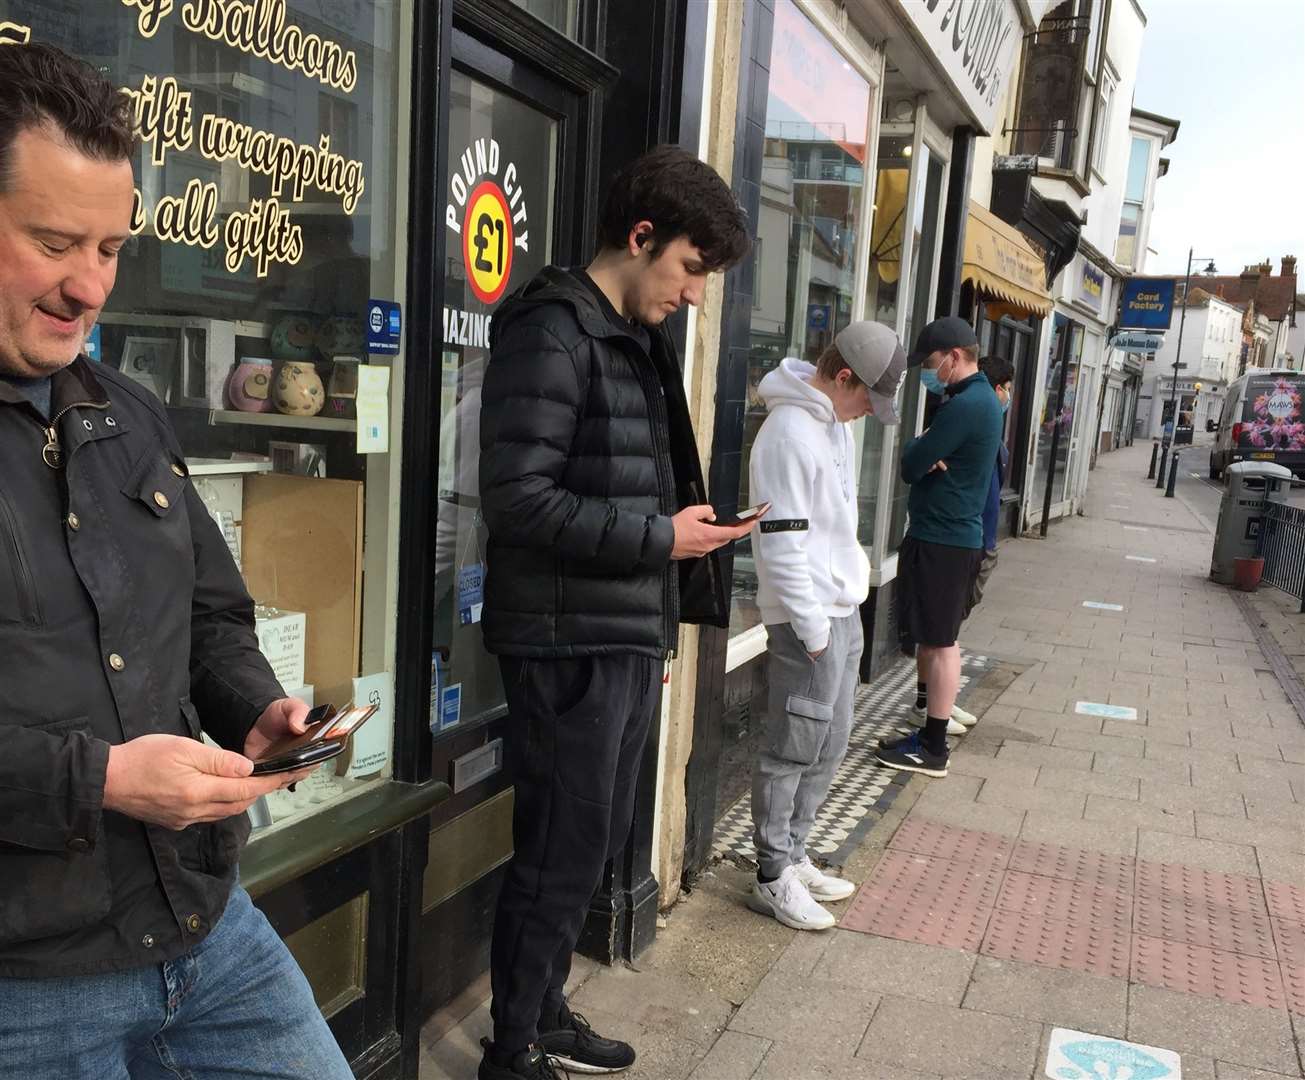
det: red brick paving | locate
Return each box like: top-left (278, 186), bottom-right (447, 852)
top-left (841, 819), bottom-right (1305, 1013)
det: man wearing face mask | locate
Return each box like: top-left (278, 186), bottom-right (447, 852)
top-left (964, 354), bottom-right (1015, 620)
top-left (876, 318), bottom-right (1002, 778)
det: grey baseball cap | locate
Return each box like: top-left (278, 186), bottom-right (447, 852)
top-left (834, 321), bottom-right (907, 425)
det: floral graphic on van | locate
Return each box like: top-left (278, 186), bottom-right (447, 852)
top-left (1242, 377), bottom-right (1305, 450)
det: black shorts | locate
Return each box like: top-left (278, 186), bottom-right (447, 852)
top-left (897, 536), bottom-right (984, 651)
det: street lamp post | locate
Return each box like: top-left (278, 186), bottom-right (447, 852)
top-left (1157, 247), bottom-right (1217, 482)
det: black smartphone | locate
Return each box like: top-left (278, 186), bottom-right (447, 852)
top-left (714, 502), bottom-right (770, 528)
top-left (250, 702), bottom-right (379, 776)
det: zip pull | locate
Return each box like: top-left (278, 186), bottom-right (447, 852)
top-left (42, 425), bottom-right (64, 469)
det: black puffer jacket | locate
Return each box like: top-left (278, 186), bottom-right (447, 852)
top-left (479, 267), bottom-right (727, 657)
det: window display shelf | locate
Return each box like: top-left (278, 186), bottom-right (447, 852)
top-left (207, 409), bottom-right (356, 433)
top-left (186, 456), bottom-right (274, 477)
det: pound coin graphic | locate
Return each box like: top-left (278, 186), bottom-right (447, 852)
top-left (464, 181), bottom-right (514, 305)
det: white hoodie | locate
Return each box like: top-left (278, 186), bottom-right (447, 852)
top-left (750, 358), bottom-right (871, 654)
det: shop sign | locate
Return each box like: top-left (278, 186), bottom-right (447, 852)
top-left (8, 5), bottom-right (369, 284)
top-left (1109, 332), bottom-right (1163, 354)
top-left (1119, 277), bottom-right (1176, 330)
top-left (896, 0), bottom-right (1023, 135)
top-left (1077, 260), bottom-right (1104, 313)
top-left (444, 137), bottom-right (532, 307)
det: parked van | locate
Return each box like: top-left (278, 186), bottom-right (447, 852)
top-left (1210, 369), bottom-right (1305, 480)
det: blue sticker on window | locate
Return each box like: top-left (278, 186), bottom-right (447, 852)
top-left (365, 300), bottom-right (402, 355)
top-left (84, 324), bottom-right (102, 362)
top-left (458, 562), bottom-right (485, 626)
top-left (440, 683), bottom-right (462, 731)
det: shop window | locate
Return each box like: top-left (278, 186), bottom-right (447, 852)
top-left (1030, 316), bottom-right (1086, 508)
top-left (508, 0), bottom-right (579, 38)
top-left (884, 147), bottom-right (946, 553)
top-left (433, 70), bottom-right (558, 734)
top-left (1010, 3), bottom-right (1090, 172)
top-left (729, 0), bottom-right (872, 636)
top-left (5, 0), bottom-right (406, 836)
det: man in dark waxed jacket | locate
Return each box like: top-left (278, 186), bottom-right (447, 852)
top-left (476, 146), bottom-right (753, 1080)
top-left (0, 44), bottom-right (351, 1078)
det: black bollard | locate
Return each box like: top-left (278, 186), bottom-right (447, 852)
top-left (1156, 444), bottom-right (1169, 489)
top-left (1165, 451), bottom-right (1179, 497)
top-left (1147, 440), bottom-right (1159, 479)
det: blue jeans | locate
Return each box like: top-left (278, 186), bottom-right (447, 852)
top-left (0, 885), bottom-right (353, 1079)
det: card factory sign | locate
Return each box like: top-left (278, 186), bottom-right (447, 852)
top-left (896, 0), bottom-right (1023, 135)
top-left (3, 2), bottom-right (367, 281)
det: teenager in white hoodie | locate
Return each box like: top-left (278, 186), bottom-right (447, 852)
top-left (747, 321), bottom-right (906, 931)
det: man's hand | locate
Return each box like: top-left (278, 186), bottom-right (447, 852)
top-left (243, 697), bottom-right (313, 761)
top-left (807, 648), bottom-right (827, 661)
top-left (103, 734), bottom-right (314, 831)
top-left (671, 504), bottom-right (758, 560)
top-left (926, 460), bottom-right (949, 474)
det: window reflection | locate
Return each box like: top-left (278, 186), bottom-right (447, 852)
top-left (729, 0), bottom-right (872, 636)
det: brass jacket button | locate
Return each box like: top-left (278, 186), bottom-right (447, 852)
top-left (141, 934), bottom-right (155, 949)
top-left (153, 491), bottom-right (170, 509)
top-left (170, 463), bottom-right (186, 477)
top-left (108, 653), bottom-right (125, 671)
top-left (67, 512), bottom-right (80, 531)
top-left (67, 837), bottom-right (91, 853)
top-left (186, 914), bottom-right (201, 932)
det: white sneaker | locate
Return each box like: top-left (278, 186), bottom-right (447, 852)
top-left (747, 865), bottom-right (836, 931)
top-left (909, 704), bottom-right (967, 735)
top-left (792, 857), bottom-right (856, 901)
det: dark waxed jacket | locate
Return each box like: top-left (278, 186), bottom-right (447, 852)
top-left (0, 358), bottom-right (283, 977)
top-left (479, 267), bottom-right (728, 657)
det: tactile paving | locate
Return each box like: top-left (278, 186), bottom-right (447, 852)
top-left (980, 907), bottom-right (1131, 978)
top-left (1008, 840), bottom-right (1135, 894)
top-left (1133, 893), bottom-right (1278, 960)
top-left (1130, 934), bottom-right (1287, 1009)
top-left (1265, 880), bottom-right (1305, 926)
top-left (995, 870), bottom-right (1132, 934)
top-left (841, 849), bottom-right (1000, 949)
top-left (887, 818), bottom-right (1013, 867)
top-left (1136, 860), bottom-right (1268, 915)
top-left (1271, 918), bottom-right (1305, 973)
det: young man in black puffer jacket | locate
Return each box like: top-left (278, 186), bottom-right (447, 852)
top-left (477, 146), bottom-right (752, 1079)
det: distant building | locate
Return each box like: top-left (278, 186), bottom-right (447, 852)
top-left (1176, 257), bottom-right (1299, 370)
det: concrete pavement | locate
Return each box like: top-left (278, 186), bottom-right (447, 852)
top-left (422, 439), bottom-right (1304, 1080)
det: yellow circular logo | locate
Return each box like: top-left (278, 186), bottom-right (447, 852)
top-left (463, 181), bottom-right (514, 305)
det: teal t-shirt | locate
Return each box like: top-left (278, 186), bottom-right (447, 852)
top-left (899, 371), bottom-right (1004, 549)
top-left (0, 372), bottom-right (52, 419)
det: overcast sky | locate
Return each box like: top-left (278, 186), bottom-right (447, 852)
top-left (1132, 0), bottom-right (1304, 281)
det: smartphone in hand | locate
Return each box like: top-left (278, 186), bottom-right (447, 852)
top-left (713, 502), bottom-right (771, 528)
top-left (250, 702), bottom-right (380, 775)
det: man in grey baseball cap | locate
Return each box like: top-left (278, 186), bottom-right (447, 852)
top-left (743, 320), bottom-right (904, 931)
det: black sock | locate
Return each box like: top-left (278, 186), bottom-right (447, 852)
top-left (915, 680), bottom-right (928, 710)
top-left (758, 869), bottom-right (779, 884)
top-left (922, 716), bottom-right (950, 757)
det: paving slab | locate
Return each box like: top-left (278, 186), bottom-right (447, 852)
top-left (728, 977), bottom-right (878, 1059)
top-left (1127, 984), bottom-right (1301, 1076)
top-left (858, 996), bottom-right (1042, 1079)
top-left (1136, 829), bottom-right (1262, 877)
top-left (811, 932), bottom-right (977, 1006)
top-left (752, 1042), bottom-right (943, 1080)
top-left (961, 956), bottom-right (1128, 1036)
top-left (685, 1031), bottom-right (770, 1080)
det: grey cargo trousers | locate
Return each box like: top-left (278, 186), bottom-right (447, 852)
top-left (751, 614), bottom-right (864, 879)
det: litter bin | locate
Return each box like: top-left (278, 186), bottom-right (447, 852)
top-left (1210, 461), bottom-right (1294, 584)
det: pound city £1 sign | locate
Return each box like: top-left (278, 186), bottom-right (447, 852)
top-left (445, 137), bottom-right (531, 306)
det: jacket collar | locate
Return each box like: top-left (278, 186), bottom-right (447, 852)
top-left (0, 356), bottom-right (109, 415)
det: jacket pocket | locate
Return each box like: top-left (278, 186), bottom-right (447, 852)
top-left (121, 449), bottom-right (188, 519)
top-left (0, 719), bottom-right (112, 947)
top-left (0, 493), bottom-right (41, 627)
top-left (769, 694), bottom-right (833, 767)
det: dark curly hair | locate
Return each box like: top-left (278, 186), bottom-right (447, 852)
top-left (979, 353), bottom-right (1015, 389)
top-left (597, 145), bottom-right (751, 271)
top-left (0, 42), bottom-right (136, 191)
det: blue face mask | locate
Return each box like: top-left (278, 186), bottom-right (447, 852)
top-left (1001, 394), bottom-right (1011, 414)
top-left (920, 368), bottom-right (946, 396)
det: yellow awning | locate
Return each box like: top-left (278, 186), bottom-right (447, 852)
top-left (963, 201), bottom-right (1053, 319)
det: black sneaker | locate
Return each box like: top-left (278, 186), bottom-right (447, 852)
top-left (478, 1039), bottom-right (564, 1079)
top-left (537, 1010), bottom-right (635, 1074)
top-left (875, 731), bottom-right (948, 777)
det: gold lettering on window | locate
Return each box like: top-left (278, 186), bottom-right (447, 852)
top-left (120, 0), bottom-right (173, 38)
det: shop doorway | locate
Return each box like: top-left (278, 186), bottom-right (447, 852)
top-left (419, 26), bottom-right (588, 1021)
top-left (978, 311), bottom-right (1038, 535)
